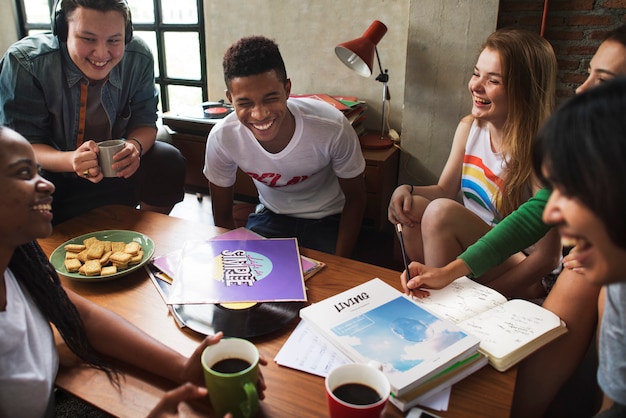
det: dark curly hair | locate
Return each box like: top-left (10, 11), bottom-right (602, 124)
top-left (10, 241), bottom-right (119, 386)
top-left (222, 36), bottom-right (287, 89)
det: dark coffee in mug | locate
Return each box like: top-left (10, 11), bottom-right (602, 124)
top-left (211, 358), bottom-right (251, 374)
top-left (332, 382), bottom-right (382, 405)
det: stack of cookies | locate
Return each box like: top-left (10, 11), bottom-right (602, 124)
top-left (63, 236), bottom-right (144, 276)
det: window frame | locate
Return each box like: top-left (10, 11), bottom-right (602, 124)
top-left (13, 0), bottom-right (208, 112)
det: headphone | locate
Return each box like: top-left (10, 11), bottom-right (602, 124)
top-left (52, 0), bottom-right (133, 44)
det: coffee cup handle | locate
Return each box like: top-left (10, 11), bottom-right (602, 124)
top-left (239, 381), bottom-right (258, 417)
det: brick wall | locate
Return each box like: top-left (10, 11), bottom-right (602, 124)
top-left (498, 0), bottom-right (626, 102)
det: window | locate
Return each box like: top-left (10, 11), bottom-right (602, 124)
top-left (14, 0), bottom-right (207, 113)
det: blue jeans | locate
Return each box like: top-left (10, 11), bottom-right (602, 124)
top-left (246, 205), bottom-right (340, 255)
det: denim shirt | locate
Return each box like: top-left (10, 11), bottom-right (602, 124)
top-left (0, 33), bottom-right (157, 151)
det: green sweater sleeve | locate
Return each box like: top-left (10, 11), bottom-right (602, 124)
top-left (458, 187), bottom-right (552, 278)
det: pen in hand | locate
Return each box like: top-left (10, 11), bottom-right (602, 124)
top-left (395, 223), bottom-right (413, 296)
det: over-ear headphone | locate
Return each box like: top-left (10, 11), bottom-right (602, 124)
top-left (52, 0), bottom-right (133, 44)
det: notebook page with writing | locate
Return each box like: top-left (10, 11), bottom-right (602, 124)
top-left (457, 299), bottom-right (563, 358)
top-left (412, 276), bottom-right (507, 323)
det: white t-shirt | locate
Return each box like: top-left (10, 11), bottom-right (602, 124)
top-left (0, 269), bottom-right (58, 417)
top-left (204, 98), bottom-right (366, 219)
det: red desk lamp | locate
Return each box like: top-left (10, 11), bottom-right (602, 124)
top-left (335, 20), bottom-right (394, 149)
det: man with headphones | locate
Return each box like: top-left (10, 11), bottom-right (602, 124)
top-left (0, 0), bottom-right (186, 225)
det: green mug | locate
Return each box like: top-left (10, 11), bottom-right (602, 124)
top-left (201, 338), bottom-right (260, 418)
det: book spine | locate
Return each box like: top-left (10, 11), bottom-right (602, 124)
top-left (389, 355), bottom-right (488, 411)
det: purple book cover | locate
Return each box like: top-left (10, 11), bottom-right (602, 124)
top-left (153, 227), bottom-right (320, 279)
top-left (167, 238), bottom-right (307, 304)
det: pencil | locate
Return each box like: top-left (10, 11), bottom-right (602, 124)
top-left (395, 223), bottom-right (413, 295)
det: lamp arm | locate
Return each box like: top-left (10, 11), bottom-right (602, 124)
top-left (374, 47), bottom-right (390, 99)
top-left (375, 47), bottom-right (385, 77)
top-left (374, 47), bottom-right (390, 139)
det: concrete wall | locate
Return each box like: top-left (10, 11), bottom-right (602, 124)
top-left (401, 1), bottom-right (499, 185)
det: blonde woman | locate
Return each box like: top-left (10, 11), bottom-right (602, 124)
top-left (388, 28), bottom-right (562, 299)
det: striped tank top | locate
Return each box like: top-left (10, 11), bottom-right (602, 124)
top-left (461, 120), bottom-right (505, 226)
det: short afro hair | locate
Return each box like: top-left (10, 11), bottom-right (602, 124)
top-left (223, 36), bottom-right (287, 88)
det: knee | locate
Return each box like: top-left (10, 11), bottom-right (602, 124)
top-left (144, 141), bottom-right (186, 175)
top-left (421, 198), bottom-right (459, 235)
top-left (139, 142), bottom-right (186, 205)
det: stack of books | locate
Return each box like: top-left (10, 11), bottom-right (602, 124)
top-left (297, 277), bottom-right (567, 412)
top-left (290, 93), bottom-right (368, 136)
top-left (298, 278), bottom-right (480, 411)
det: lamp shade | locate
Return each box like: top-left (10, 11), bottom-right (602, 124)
top-left (335, 20), bottom-right (388, 77)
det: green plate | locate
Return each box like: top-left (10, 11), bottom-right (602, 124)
top-left (50, 230), bottom-right (155, 282)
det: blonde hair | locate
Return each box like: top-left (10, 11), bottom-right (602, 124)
top-left (481, 28), bottom-right (557, 217)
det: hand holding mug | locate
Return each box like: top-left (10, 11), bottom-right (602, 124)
top-left (146, 383), bottom-right (207, 418)
top-left (73, 141), bottom-right (102, 182)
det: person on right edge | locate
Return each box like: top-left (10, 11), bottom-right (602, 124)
top-left (531, 76), bottom-right (626, 417)
top-left (400, 24), bottom-right (626, 418)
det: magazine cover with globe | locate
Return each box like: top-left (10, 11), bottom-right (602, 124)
top-left (168, 238), bottom-right (307, 304)
top-left (299, 278), bottom-right (480, 396)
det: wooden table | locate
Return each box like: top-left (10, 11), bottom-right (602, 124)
top-left (39, 205), bottom-right (516, 418)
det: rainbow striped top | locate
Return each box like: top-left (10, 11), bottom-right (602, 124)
top-left (461, 120), bottom-right (505, 226)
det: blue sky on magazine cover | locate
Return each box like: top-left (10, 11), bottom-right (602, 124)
top-left (331, 296), bottom-right (468, 372)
